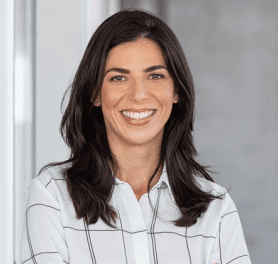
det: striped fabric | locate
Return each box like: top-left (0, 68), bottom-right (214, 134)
top-left (20, 162), bottom-right (252, 264)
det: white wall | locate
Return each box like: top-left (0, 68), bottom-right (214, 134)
top-left (14, 1), bottom-right (36, 262)
top-left (36, 0), bottom-right (83, 173)
top-left (0, 1), bottom-right (14, 264)
top-left (1, 0), bottom-right (36, 263)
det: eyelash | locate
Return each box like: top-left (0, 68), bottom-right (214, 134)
top-left (109, 74), bottom-right (165, 82)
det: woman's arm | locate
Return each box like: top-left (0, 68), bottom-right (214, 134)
top-left (20, 178), bottom-right (69, 264)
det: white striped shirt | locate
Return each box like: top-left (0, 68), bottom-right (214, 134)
top-left (20, 162), bottom-right (252, 264)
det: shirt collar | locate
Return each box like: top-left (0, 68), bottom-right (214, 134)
top-left (113, 161), bottom-right (174, 201)
top-left (156, 161), bottom-right (174, 201)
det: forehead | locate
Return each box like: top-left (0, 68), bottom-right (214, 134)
top-left (105, 38), bottom-right (166, 68)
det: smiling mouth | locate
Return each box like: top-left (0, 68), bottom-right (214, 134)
top-left (120, 110), bottom-right (157, 120)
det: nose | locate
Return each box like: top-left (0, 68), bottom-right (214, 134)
top-left (128, 78), bottom-right (148, 103)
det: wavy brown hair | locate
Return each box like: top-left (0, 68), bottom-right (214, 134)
top-left (38, 9), bottom-right (229, 228)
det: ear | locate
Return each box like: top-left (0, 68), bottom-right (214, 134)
top-left (91, 92), bottom-right (101, 107)
top-left (93, 96), bottom-right (101, 107)
top-left (173, 91), bottom-right (179, 104)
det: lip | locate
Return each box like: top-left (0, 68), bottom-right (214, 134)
top-left (120, 108), bottom-right (157, 113)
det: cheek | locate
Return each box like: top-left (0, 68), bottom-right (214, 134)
top-left (102, 86), bottom-right (118, 109)
top-left (158, 89), bottom-right (175, 107)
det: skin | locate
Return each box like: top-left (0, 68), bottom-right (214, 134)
top-left (93, 37), bottom-right (178, 201)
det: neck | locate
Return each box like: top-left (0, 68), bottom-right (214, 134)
top-left (107, 135), bottom-right (163, 190)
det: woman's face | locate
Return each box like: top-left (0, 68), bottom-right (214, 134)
top-left (93, 38), bottom-right (178, 146)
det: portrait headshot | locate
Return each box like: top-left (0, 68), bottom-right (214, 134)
top-left (21, 7), bottom-right (251, 264)
top-left (1, 1), bottom-right (276, 264)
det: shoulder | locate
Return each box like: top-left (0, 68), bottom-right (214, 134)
top-left (193, 175), bottom-right (227, 195)
top-left (193, 175), bottom-right (237, 215)
top-left (28, 163), bottom-right (70, 204)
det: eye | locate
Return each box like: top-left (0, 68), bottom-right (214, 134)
top-left (110, 76), bottom-right (126, 82)
top-left (150, 74), bottom-right (165, 79)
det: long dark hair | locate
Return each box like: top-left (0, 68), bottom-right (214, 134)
top-left (38, 9), bottom-right (228, 228)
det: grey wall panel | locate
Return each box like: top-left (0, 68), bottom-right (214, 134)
top-left (168, 1), bottom-right (278, 262)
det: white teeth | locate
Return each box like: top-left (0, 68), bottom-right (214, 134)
top-left (122, 110), bottom-right (154, 120)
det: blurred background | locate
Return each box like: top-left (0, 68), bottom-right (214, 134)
top-left (1, 0), bottom-right (277, 263)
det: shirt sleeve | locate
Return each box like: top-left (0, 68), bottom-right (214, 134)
top-left (208, 192), bottom-right (252, 264)
top-left (20, 178), bottom-right (69, 264)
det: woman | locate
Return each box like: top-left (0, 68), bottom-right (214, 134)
top-left (21, 9), bottom-right (252, 264)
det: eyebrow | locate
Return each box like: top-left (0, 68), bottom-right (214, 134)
top-left (104, 65), bottom-right (168, 77)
